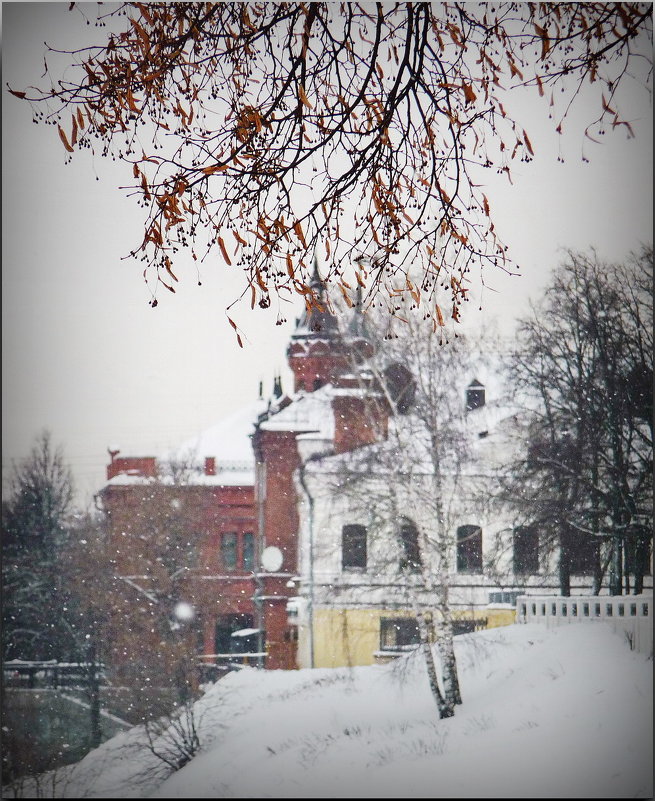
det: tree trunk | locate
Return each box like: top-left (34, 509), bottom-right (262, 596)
top-left (434, 589), bottom-right (461, 707)
top-left (633, 534), bottom-right (648, 595)
top-left (416, 611), bottom-right (452, 719)
top-left (609, 536), bottom-right (623, 596)
top-left (438, 625), bottom-right (462, 707)
top-left (559, 531), bottom-right (571, 596)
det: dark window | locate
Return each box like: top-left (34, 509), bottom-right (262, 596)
top-left (399, 517), bottom-right (421, 572)
top-left (457, 525), bottom-right (482, 573)
top-left (242, 532), bottom-right (255, 570)
top-left (215, 613), bottom-right (254, 655)
top-left (452, 618), bottom-right (488, 635)
top-left (513, 526), bottom-right (539, 573)
top-left (488, 591), bottom-right (520, 606)
top-left (452, 620), bottom-right (475, 636)
top-left (625, 536), bottom-right (652, 576)
top-left (569, 535), bottom-right (599, 576)
top-left (342, 524), bottom-right (367, 569)
top-left (466, 380), bottom-right (485, 411)
top-left (221, 532), bottom-right (238, 570)
top-left (313, 378), bottom-right (323, 391)
top-left (383, 363), bottom-right (416, 414)
top-left (380, 618), bottom-right (420, 650)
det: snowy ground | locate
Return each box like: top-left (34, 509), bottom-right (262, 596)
top-left (5, 622), bottom-right (652, 799)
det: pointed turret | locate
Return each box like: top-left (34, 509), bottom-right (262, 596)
top-left (273, 374), bottom-right (283, 399)
top-left (293, 258), bottom-right (340, 337)
top-left (287, 257), bottom-right (375, 392)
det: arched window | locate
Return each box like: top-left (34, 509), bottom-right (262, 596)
top-left (215, 613), bottom-right (254, 656)
top-left (456, 525), bottom-right (482, 573)
top-left (399, 517), bottom-right (422, 572)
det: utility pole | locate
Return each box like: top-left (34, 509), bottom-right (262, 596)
top-left (255, 460), bottom-right (266, 669)
top-left (87, 640), bottom-right (101, 749)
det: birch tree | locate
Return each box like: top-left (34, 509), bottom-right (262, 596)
top-left (320, 317), bottom-right (500, 718)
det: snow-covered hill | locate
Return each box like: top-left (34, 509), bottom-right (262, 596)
top-left (9, 622), bottom-right (653, 798)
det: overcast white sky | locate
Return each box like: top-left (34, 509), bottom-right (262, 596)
top-left (2, 3), bottom-right (653, 508)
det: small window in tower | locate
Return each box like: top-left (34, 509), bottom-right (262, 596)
top-left (313, 378), bottom-right (323, 391)
top-left (221, 532), bottom-right (238, 570)
top-left (466, 380), bottom-right (485, 411)
top-left (342, 524), bottom-right (367, 569)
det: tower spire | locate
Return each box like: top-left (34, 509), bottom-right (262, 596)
top-left (311, 255), bottom-right (322, 287)
top-left (293, 258), bottom-right (339, 336)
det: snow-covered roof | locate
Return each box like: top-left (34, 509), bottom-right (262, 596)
top-left (301, 396), bottom-right (528, 478)
top-left (104, 466), bottom-right (257, 489)
top-left (257, 385), bottom-right (335, 439)
top-left (172, 398), bottom-right (267, 464)
top-left (105, 398), bottom-right (268, 488)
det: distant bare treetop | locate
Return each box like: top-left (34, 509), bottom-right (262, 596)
top-left (10, 2), bottom-right (652, 341)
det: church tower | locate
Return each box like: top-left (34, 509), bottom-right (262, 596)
top-left (287, 261), bottom-right (374, 392)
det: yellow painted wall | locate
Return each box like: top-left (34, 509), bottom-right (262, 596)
top-left (312, 608), bottom-right (381, 668)
top-left (310, 607), bottom-right (517, 668)
top-left (484, 609), bottom-right (517, 628)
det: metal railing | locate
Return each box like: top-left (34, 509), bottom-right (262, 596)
top-left (3, 660), bottom-right (106, 689)
top-left (196, 652), bottom-right (267, 682)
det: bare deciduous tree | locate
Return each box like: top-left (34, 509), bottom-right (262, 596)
top-left (502, 246), bottom-right (653, 596)
top-left (9, 3), bottom-right (652, 336)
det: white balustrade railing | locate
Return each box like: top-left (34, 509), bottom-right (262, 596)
top-left (516, 593), bottom-right (652, 656)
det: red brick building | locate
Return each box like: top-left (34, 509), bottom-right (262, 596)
top-left (100, 401), bottom-right (268, 675)
top-left (100, 266), bottom-right (379, 674)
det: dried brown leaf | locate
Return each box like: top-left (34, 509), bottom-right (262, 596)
top-left (218, 236), bottom-right (232, 265)
top-left (298, 85), bottom-right (313, 109)
top-left (58, 125), bottom-right (74, 153)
